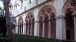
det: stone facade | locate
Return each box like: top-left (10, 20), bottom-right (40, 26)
top-left (11, 0), bottom-right (76, 41)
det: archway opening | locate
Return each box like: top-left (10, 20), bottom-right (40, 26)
top-left (44, 14), bottom-right (49, 37)
top-left (18, 16), bottom-right (23, 34)
top-left (26, 20), bottom-right (28, 35)
top-left (39, 16), bottom-right (43, 37)
top-left (26, 12), bottom-right (34, 36)
top-left (65, 8), bottom-right (74, 40)
top-left (50, 13), bottom-right (56, 38)
top-left (38, 5), bottom-right (56, 38)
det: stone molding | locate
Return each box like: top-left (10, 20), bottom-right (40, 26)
top-left (55, 15), bottom-right (65, 19)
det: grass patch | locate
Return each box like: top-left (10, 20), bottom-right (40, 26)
top-left (13, 34), bottom-right (54, 42)
top-left (0, 34), bottom-right (75, 42)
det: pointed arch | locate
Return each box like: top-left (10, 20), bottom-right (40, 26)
top-left (38, 5), bottom-right (56, 38)
top-left (25, 12), bottom-right (34, 36)
top-left (18, 16), bottom-right (23, 34)
top-left (62, 0), bottom-right (75, 14)
top-left (62, 0), bottom-right (75, 40)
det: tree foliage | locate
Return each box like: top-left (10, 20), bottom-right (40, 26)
top-left (0, 15), bottom-right (7, 36)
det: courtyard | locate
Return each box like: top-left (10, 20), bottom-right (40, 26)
top-left (0, 0), bottom-right (76, 42)
top-left (0, 34), bottom-right (75, 42)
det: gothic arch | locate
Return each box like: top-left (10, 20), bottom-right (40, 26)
top-left (62, 0), bottom-right (76, 14)
top-left (65, 8), bottom-right (74, 40)
top-left (38, 5), bottom-right (56, 38)
top-left (38, 5), bottom-right (56, 18)
top-left (25, 12), bottom-right (34, 36)
top-left (62, 0), bottom-right (75, 40)
top-left (18, 16), bottom-right (23, 34)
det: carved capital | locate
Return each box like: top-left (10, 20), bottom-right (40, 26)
top-left (73, 14), bottom-right (76, 17)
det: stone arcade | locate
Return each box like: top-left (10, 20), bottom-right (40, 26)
top-left (10, 0), bottom-right (76, 41)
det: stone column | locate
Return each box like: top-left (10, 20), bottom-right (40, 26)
top-left (22, 23), bottom-right (23, 34)
top-left (48, 18), bottom-right (51, 38)
top-left (30, 22), bottom-right (32, 36)
top-left (16, 25), bottom-right (18, 34)
top-left (25, 23), bottom-right (27, 35)
top-left (15, 20), bottom-right (18, 34)
top-left (34, 20), bottom-right (39, 36)
top-left (23, 23), bottom-right (25, 34)
top-left (73, 14), bottom-right (76, 41)
top-left (21, 24), bottom-right (23, 34)
top-left (27, 20), bottom-right (29, 35)
top-left (25, 22), bottom-right (28, 35)
top-left (56, 15), bottom-right (66, 40)
top-left (42, 19), bottom-right (45, 37)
